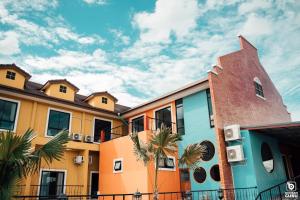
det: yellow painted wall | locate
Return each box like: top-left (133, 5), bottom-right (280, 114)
top-left (0, 92), bottom-right (123, 195)
top-left (44, 83), bottom-right (76, 101)
top-left (87, 95), bottom-right (115, 111)
top-left (0, 68), bottom-right (26, 89)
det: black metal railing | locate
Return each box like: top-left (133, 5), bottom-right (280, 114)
top-left (99, 117), bottom-right (178, 143)
top-left (13, 187), bottom-right (257, 200)
top-left (255, 175), bottom-right (300, 200)
top-left (14, 184), bottom-right (83, 198)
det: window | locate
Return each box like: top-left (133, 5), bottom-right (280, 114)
top-left (155, 106), bottom-right (172, 130)
top-left (210, 165), bottom-right (220, 181)
top-left (59, 85), bottom-right (67, 93)
top-left (254, 77), bottom-right (264, 98)
top-left (158, 156), bottom-right (175, 170)
top-left (0, 98), bottom-right (18, 131)
top-left (102, 97), bottom-right (108, 104)
top-left (113, 158), bottom-right (123, 173)
top-left (47, 109), bottom-right (70, 136)
top-left (200, 140), bottom-right (215, 161)
top-left (39, 170), bottom-right (65, 196)
top-left (193, 167), bottom-right (206, 183)
top-left (206, 89), bottom-right (214, 127)
top-left (6, 71), bottom-right (16, 80)
top-left (261, 143), bottom-right (274, 173)
top-left (176, 99), bottom-right (185, 135)
top-left (132, 116), bottom-right (144, 132)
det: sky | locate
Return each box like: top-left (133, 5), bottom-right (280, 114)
top-left (0, 0), bottom-right (299, 120)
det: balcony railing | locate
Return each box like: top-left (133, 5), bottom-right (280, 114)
top-left (15, 184), bottom-right (83, 197)
top-left (100, 117), bottom-right (177, 142)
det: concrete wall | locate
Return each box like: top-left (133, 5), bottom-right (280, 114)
top-left (179, 90), bottom-right (220, 190)
top-left (231, 130), bottom-right (287, 192)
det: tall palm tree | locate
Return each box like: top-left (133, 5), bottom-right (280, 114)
top-left (0, 129), bottom-right (69, 199)
top-left (130, 124), bottom-right (206, 200)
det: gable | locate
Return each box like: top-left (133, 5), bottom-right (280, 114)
top-left (87, 95), bottom-right (116, 111)
top-left (44, 83), bottom-right (76, 101)
top-left (0, 68), bottom-right (26, 89)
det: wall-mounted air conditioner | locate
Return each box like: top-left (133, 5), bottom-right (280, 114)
top-left (72, 133), bottom-right (82, 141)
top-left (84, 135), bottom-right (93, 143)
top-left (74, 155), bottom-right (84, 164)
top-left (224, 124), bottom-right (241, 141)
top-left (226, 145), bottom-right (244, 162)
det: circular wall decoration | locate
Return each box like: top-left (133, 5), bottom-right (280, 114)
top-left (200, 140), bottom-right (215, 161)
top-left (193, 167), bottom-right (206, 183)
top-left (210, 165), bottom-right (221, 181)
top-left (261, 142), bottom-right (274, 173)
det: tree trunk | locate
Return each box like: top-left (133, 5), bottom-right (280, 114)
top-left (153, 157), bottom-right (159, 200)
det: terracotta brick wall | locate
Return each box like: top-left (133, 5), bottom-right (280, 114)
top-left (208, 36), bottom-right (291, 191)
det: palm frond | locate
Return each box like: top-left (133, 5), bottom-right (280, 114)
top-left (130, 132), bottom-right (150, 165)
top-left (30, 130), bottom-right (69, 173)
top-left (179, 143), bottom-right (206, 170)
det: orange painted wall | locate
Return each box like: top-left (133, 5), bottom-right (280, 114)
top-left (99, 131), bottom-right (181, 194)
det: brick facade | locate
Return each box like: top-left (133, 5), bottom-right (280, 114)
top-left (209, 36), bottom-right (291, 191)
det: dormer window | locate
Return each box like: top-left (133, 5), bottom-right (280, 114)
top-left (254, 77), bottom-right (264, 98)
top-left (102, 97), bottom-right (108, 104)
top-left (6, 71), bottom-right (16, 80)
top-left (59, 85), bottom-right (67, 93)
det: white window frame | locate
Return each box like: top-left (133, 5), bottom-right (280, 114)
top-left (113, 158), bottom-right (123, 173)
top-left (0, 96), bottom-right (21, 133)
top-left (152, 104), bottom-right (175, 131)
top-left (37, 168), bottom-right (67, 196)
top-left (89, 171), bottom-right (99, 195)
top-left (254, 77), bottom-right (266, 100)
top-left (92, 117), bottom-right (113, 143)
top-left (129, 113), bottom-right (146, 133)
top-left (157, 156), bottom-right (176, 172)
top-left (45, 107), bottom-right (72, 138)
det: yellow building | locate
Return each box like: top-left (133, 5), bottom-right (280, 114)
top-left (0, 64), bottom-right (129, 196)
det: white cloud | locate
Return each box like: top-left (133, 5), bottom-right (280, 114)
top-left (133, 0), bottom-right (200, 43)
top-left (110, 29), bottom-right (130, 45)
top-left (239, 14), bottom-right (273, 36)
top-left (238, 0), bottom-right (272, 15)
top-left (83, 0), bottom-right (107, 5)
top-left (0, 31), bottom-right (20, 55)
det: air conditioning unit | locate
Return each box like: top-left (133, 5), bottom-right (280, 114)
top-left (84, 135), bottom-right (93, 143)
top-left (226, 145), bottom-right (244, 162)
top-left (224, 124), bottom-right (241, 141)
top-left (74, 155), bottom-right (84, 164)
top-left (72, 133), bottom-right (82, 141)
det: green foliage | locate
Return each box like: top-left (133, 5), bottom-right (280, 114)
top-left (0, 129), bottom-right (69, 199)
top-left (130, 123), bottom-right (206, 197)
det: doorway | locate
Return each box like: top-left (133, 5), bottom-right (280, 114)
top-left (90, 171), bottom-right (99, 198)
top-left (39, 170), bottom-right (65, 197)
top-left (93, 118), bottom-right (112, 142)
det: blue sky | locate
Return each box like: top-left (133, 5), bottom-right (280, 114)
top-left (0, 0), bottom-right (299, 120)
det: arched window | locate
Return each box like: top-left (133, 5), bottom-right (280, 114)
top-left (254, 77), bottom-right (264, 98)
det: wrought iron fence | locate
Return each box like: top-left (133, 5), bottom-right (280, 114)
top-left (255, 175), bottom-right (300, 200)
top-left (13, 187), bottom-right (257, 200)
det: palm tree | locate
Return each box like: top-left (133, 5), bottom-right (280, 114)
top-left (0, 129), bottom-right (69, 199)
top-left (130, 124), bottom-right (206, 200)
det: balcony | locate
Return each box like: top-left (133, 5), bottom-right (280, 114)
top-left (101, 117), bottom-right (177, 143)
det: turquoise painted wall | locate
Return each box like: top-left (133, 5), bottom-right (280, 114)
top-left (249, 131), bottom-right (287, 192)
top-left (179, 90), bottom-right (220, 190)
top-left (231, 130), bottom-right (287, 192)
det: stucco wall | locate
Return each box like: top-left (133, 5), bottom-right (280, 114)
top-left (179, 90), bottom-right (220, 190)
